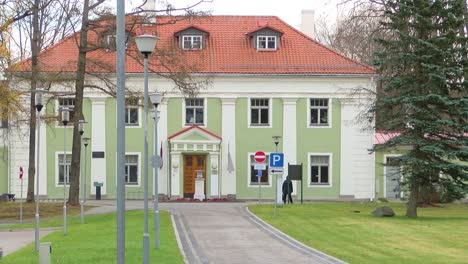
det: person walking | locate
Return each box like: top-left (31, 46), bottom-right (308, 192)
top-left (282, 176), bottom-right (293, 204)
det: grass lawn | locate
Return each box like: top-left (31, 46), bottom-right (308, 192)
top-left (249, 202), bottom-right (468, 264)
top-left (0, 202), bottom-right (86, 221)
top-left (0, 210), bottom-right (184, 264)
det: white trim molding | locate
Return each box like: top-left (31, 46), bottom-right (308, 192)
top-left (307, 97), bottom-right (332, 129)
top-left (282, 98), bottom-right (298, 193)
top-left (55, 151), bottom-right (71, 187)
top-left (247, 97), bottom-right (273, 128)
top-left (383, 154), bottom-right (403, 199)
top-left (247, 152), bottom-right (272, 188)
top-left (123, 152), bottom-right (142, 187)
top-left (182, 97), bottom-right (208, 128)
top-left (307, 152), bottom-right (333, 188)
top-left (90, 97), bottom-right (107, 195)
top-left (221, 98), bottom-right (236, 195)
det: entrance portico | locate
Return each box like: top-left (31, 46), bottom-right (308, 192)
top-left (168, 126), bottom-right (222, 199)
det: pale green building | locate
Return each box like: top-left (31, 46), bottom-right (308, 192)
top-left (2, 15), bottom-right (385, 201)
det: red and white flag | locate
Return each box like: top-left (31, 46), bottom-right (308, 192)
top-left (159, 141), bottom-right (163, 169)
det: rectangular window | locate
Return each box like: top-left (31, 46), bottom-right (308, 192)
top-left (310, 155), bottom-right (330, 185)
top-left (104, 34), bottom-right (116, 50)
top-left (385, 156), bottom-right (402, 198)
top-left (125, 98), bottom-right (139, 126)
top-left (250, 154), bottom-right (269, 185)
top-left (0, 119), bottom-right (7, 128)
top-left (185, 98), bottom-right (204, 125)
top-left (125, 155), bottom-right (139, 185)
top-left (310, 99), bottom-right (329, 126)
top-left (182, 35), bottom-right (202, 50)
top-left (250, 98), bottom-right (269, 126)
top-left (257, 36), bottom-right (277, 50)
top-left (58, 154), bottom-right (71, 185)
top-left (58, 98), bottom-right (75, 124)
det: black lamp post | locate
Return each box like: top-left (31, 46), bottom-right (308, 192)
top-left (34, 88), bottom-right (44, 251)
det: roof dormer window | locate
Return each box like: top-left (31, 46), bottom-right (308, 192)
top-left (103, 33), bottom-right (117, 50)
top-left (257, 36), bottom-right (277, 50)
top-left (182, 35), bottom-right (203, 50)
top-left (101, 30), bottom-right (134, 51)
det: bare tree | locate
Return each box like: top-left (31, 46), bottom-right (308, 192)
top-left (1, 0), bottom-right (82, 202)
top-left (66, 0), bottom-right (212, 205)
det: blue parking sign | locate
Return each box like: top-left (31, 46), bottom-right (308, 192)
top-left (269, 153), bottom-right (284, 168)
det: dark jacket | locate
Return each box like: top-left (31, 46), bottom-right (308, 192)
top-left (282, 179), bottom-right (293, 194)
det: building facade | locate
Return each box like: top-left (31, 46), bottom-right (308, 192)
top-left (2, 16), bottom-right (379, 201)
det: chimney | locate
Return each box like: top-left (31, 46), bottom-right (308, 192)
top-left (143, 0), bottom-right (157, 23)
top-left (301, 9), bottom-right (315, 39)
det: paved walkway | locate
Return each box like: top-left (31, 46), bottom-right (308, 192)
top-left (1, 201), bottom-right (344, 263)
top-left (0, 228), bottom-right (56, 256)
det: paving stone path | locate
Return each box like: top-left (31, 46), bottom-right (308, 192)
top-left (1, 201), bottom-right (345, 263)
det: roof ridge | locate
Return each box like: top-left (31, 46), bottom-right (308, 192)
top-left (271, 16), bottom-right (375, 73)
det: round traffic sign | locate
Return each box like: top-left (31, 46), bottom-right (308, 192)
top-left (254, 151), bottom-right (266, 163)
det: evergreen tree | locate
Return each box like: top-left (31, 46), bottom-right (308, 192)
top-left (374, 0), bottom-right (468, 217)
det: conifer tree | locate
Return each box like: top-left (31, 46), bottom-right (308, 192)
top-left (374, 0), bottom-right (468, 217)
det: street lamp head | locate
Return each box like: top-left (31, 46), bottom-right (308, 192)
top-left (135, 34), bottom-right (158, 58)
top-left (272, 135), bottom-right (281, 146)
top-left (61, 107), bottom-right (70, 126)
top-left (150, 93), bottom-right (162, 107)
top-left (83, 137), bottom-right (90, 147)
top-left (78, 118), bottom-right (86, 136)
top-left (35, 88), bottom-right (44, 112)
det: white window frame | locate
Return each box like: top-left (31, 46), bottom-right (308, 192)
top-left (55, 152), bottom-right (71, 187)
top-left (308, 152), bottom-right (333, 187)
top-left (307, 98), bottom-right (332, 128)
top-left (183, 98), bottom-right (207, 127)
top-left (182, 35), bottom-right (203, 50)
top-left (124, 98), bottom-right (141, 128)
top-left (125, 152), bottom-right (141, 187)
top-left (248, 98), bottom-right (272, 128)
top-left (383, 154), bottom-right (404, 198)
top-left (257, 35), bottom-right (277, 50)
top-left (56, 97), bottom-right (76, 128)
top-left (247, 152), bottom-right (272, 188)
top-left (104, 34), bottom-right (116, 50)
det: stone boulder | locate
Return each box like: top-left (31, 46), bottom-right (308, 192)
top-left (372, 206), bottom-right (395, 217)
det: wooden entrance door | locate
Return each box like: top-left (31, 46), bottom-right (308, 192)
top-left (183, 155), bottom-right (206, 198)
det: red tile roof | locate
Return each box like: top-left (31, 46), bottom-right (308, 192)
top-left (374, 132), bottom-right (401, 145)
top-left (14, 15), bottom-right (375, 75)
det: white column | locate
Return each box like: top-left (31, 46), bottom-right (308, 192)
top-left (209, 153), bottom-right (219, 197)
top-left (156, 99), bottom-right (168, 195)
top-left (221, 98), bottom-right (236, 196)
top-left (90, 98), bottom-right (107, 195)
top-left (170, 152), bottom-right (181, 197)
top-left (340, 100), bottom-right (375, 199)
top-left (282, 98), bottom-right (298, 194)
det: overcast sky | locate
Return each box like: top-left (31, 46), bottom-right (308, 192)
top-left (124, 0), bottom-right (345, 28)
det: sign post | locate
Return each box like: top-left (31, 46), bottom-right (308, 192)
top-left (19, 167), bottom-right (23, 224)
top-left (257, 170), bottom-right (262, 204)
top-left (254, 151), bottom-right (266, 205)
top-left (269, 153), bottom-right (284, 217)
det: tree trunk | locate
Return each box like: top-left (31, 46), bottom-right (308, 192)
top-left (406, 181), bottom-right (419, 218)
top-left (68, 0), bottom-right (90, 205)
top-left (26, 0), bottom-right (40, 203)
